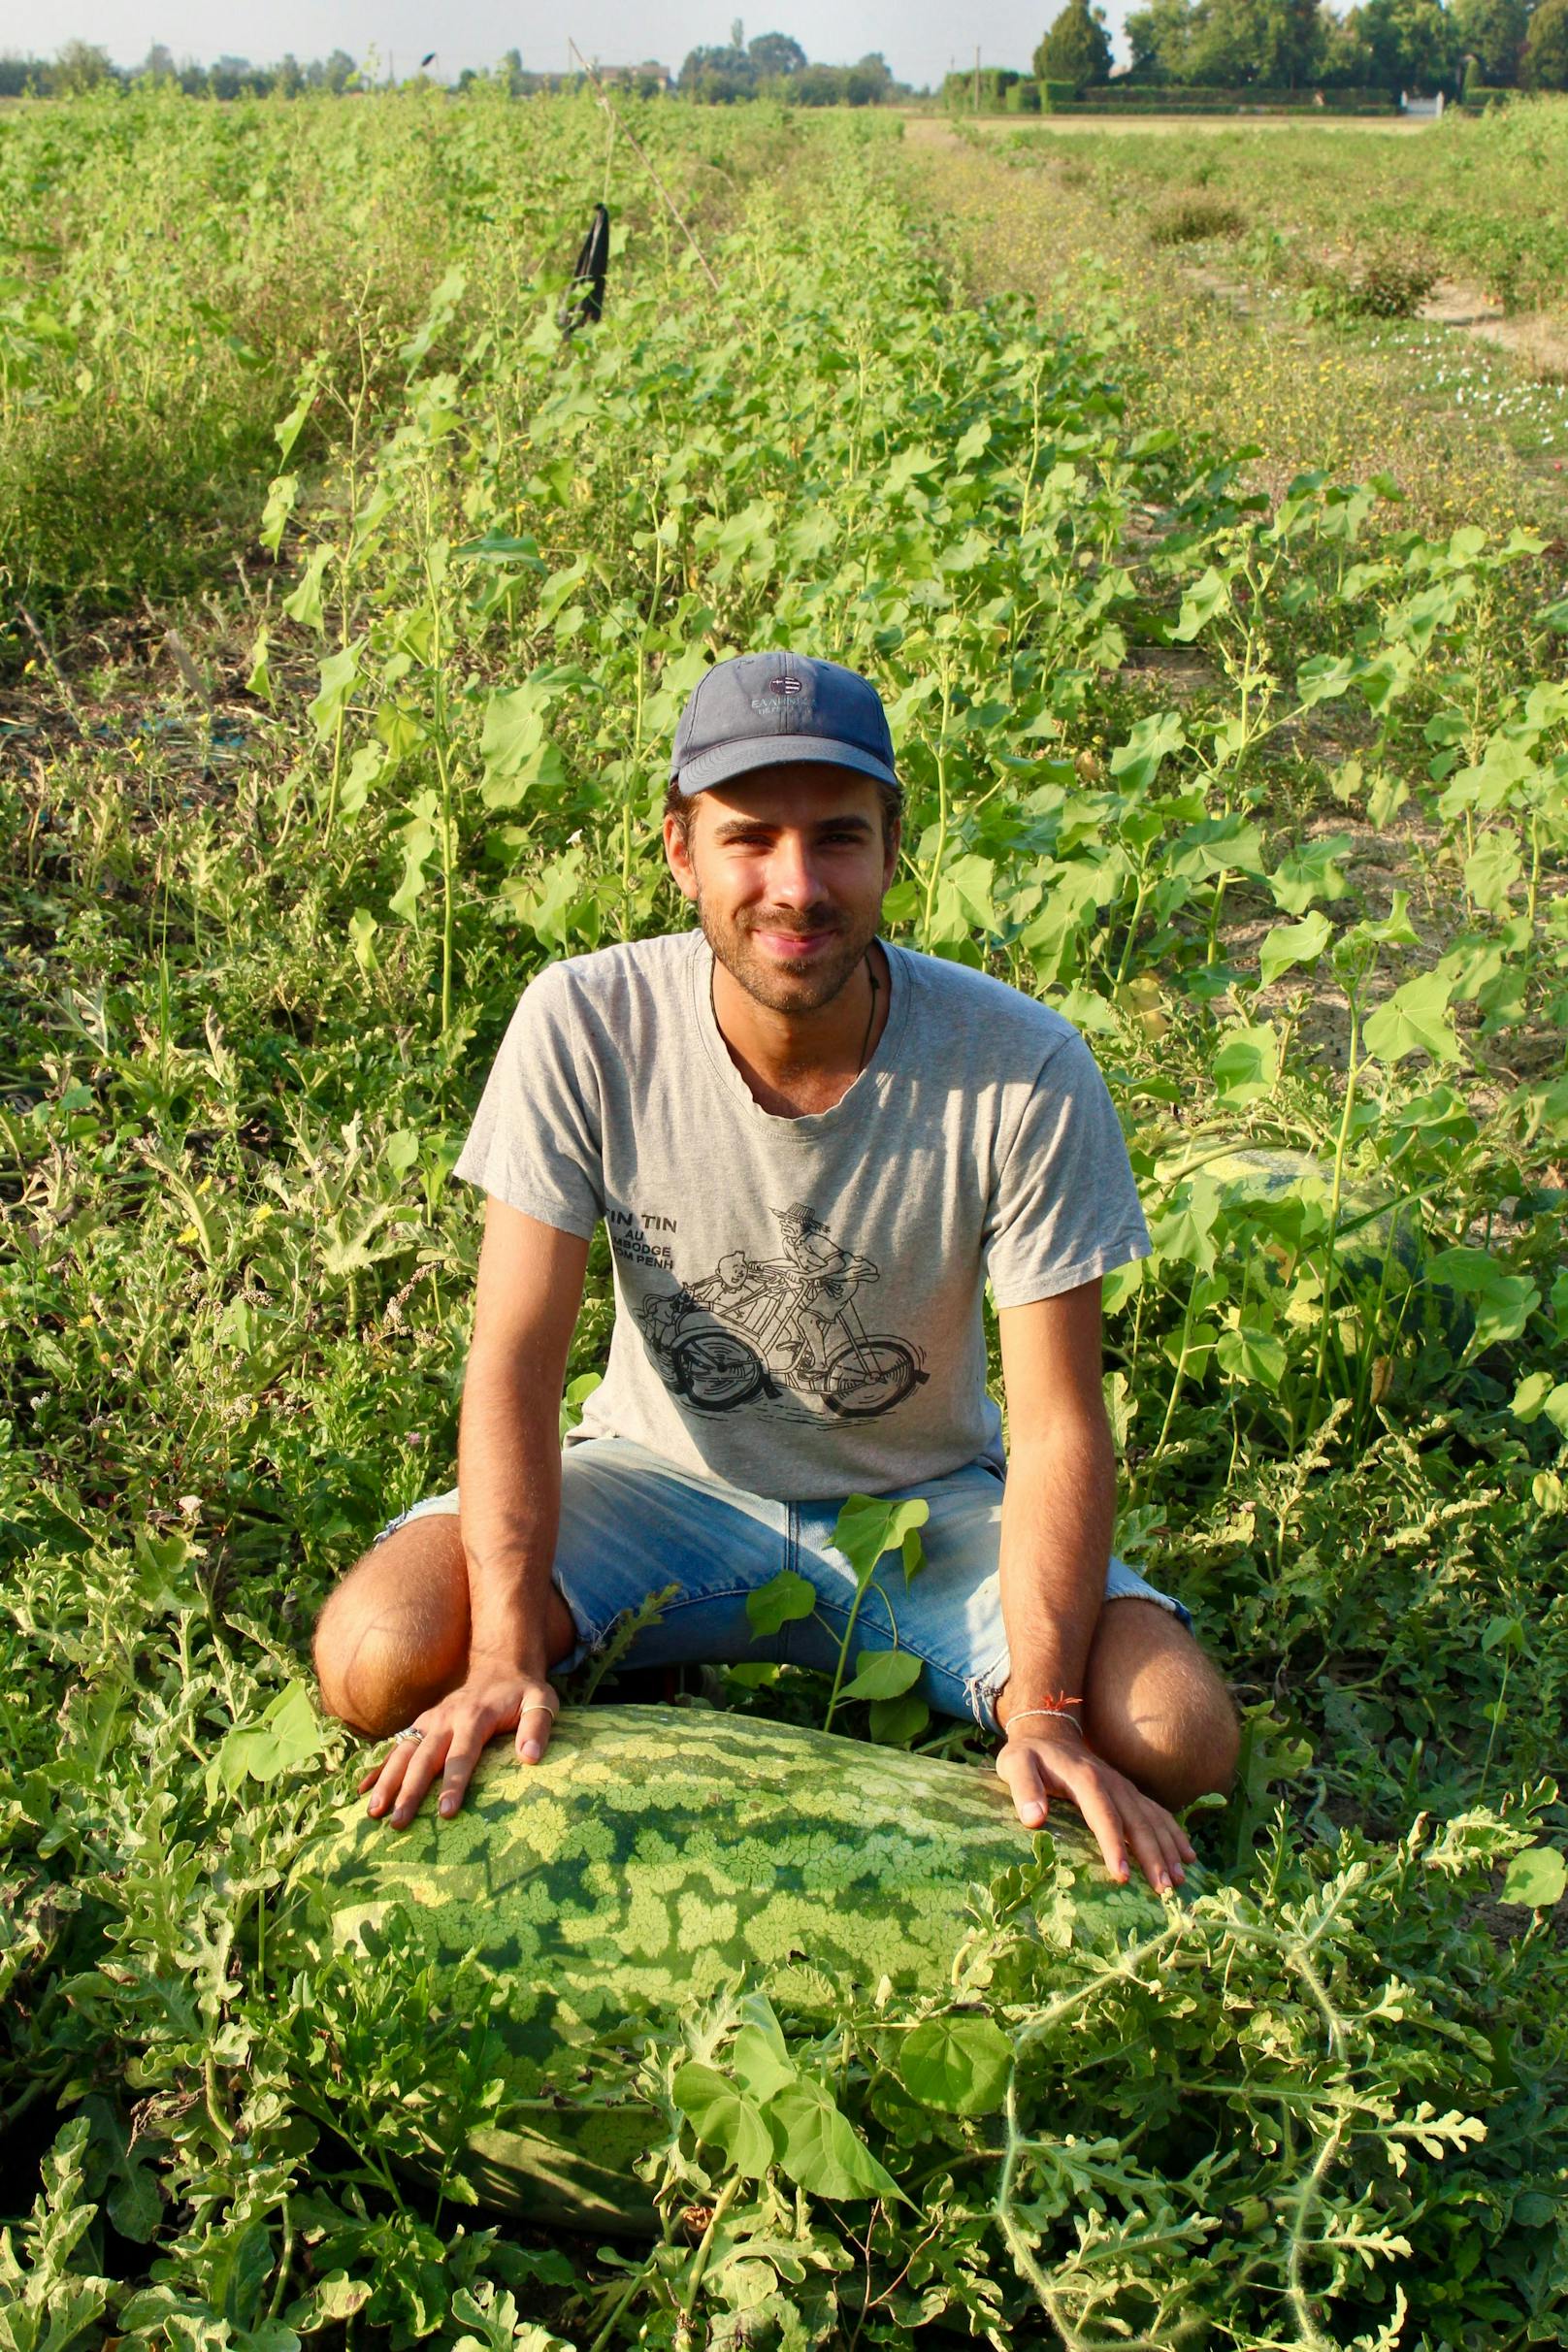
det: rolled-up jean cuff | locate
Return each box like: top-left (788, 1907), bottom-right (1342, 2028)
top-left (368, 1486), bottom-right (602, 1675)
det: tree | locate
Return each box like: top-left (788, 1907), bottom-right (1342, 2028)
top-left (209, 54), bottom-right (257, 98)
top-left (1454, 0), bottom-right (1527, 81)
top-left (1184, 0), bottom-right (1326, 83)
top-left (1034, 0), bottom-right (1115, 84)
top-left (844, 52), bottom-right (895, 100)
top-left (678, 42), bottom-right (753, 96)
top-left (1350, 0), bottom-right (1462, 89)
top-left (53, 39), bottom-right (114, 92)
top-left (138, 43), bottom-right (177, 82)
top-left (1124, 0), bottom-right (1197, 80)
top-left (748, 30), bottom-right (805, 75)
top-left (1522, 0), bottom-right (1568, 83)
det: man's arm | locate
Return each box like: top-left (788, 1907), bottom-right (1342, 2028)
top-left (363, 1198), bottom-right (589, 1828)
top-left (994, 1284), bottom-right (1193, 1895)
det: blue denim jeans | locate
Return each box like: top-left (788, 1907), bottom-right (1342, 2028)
top-left (371, 1436), bottom-right (1191, 1734)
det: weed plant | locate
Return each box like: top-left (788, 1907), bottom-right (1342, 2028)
top-left (4, 97), bottom-right (1568, 2350)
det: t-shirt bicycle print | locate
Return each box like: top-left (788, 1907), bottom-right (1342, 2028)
top-left (636, 1202), bottom-right (929, 1423)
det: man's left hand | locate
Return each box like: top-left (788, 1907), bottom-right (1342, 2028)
top-left (996, 1728), bottom-right (1194, 1895)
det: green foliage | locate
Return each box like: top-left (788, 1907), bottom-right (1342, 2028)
top-left (1034, 0), bottom-right (1116, 89)
top-left (5, 89), bottom-right (1568, 2352)
top-left (1523, 0), bottom-right (1568, 88)
top-left (1454, 0), bottom-right (1529, 84)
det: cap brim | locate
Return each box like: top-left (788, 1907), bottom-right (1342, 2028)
top-left (673, 735), bottom-right (899, 796)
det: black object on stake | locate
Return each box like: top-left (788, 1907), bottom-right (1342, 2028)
top-left (559, 204), bottom-right (610, 339)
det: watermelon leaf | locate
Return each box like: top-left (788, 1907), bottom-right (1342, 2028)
top-left (1500, 1846), bottom-right (1566, 1910)
top-left (672, 2061), bottom-right (775, 2178)
top-left (898, 2015), bottom-right (1013, 2114)
top-left (205, 1681), bottom-right (331, 1805)
top-left (746, 1569), bottom-right (817, 1638)
top-left (768, 2080), bottom-right (914, 2206)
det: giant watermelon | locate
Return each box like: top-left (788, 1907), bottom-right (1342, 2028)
top-left (302, 1704), bottom-right (1150, 2233)
top-left (1158, 1140), bottom-right (1426, 1285)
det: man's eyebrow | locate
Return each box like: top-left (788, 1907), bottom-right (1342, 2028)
top-left (712, 811), bottom-right (873, 838)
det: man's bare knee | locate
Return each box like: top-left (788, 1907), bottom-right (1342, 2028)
top-left (1083, 1600), bottom-right (1240, 1812)
top-left (313, 1525), bottom-right (468, 1738)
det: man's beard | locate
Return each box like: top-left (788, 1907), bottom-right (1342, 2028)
top-left (696, 893), bottom-right (879, 1016)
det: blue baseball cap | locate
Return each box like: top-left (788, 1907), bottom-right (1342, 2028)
top-left (670, 652), bottom-right (899, 797)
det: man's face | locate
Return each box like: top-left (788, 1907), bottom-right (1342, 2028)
top-left (664, 764), bottom-right (899, 1017)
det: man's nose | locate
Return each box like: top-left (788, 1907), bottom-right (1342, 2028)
top-left (764, 833), bottom-right (823, 908)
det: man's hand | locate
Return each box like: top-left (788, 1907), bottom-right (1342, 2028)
top-left (359, 1654), bottom-right (559, 1829)
top-left (996, 1728), bottom-right (1194, 1896)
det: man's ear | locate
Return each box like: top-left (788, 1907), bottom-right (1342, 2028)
top-left (663, 809), bottom-right (700, 903)
top-left (882, 811), bottom-right (902, 891)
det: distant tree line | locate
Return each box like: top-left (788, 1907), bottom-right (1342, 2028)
top-left (2, 28), bottom-right (914, 104)
top-left (676, 21), bottom-right (905, 102)
top-left (1034, 0), bottom-right (1568, 95)
top-left (0, 38), bottom-right (365, 97)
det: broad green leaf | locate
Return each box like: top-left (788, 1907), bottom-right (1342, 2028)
top-left (1425, 1249), bottom-right (1539, 1354)
top-left (206, 1681), bottom-right (331, 1804)
top-left (898, 2014), bottom-right (1013, 2114)
top-left (1109, 710), bottom-right (1184, 794)
top-left (480, 682), bottom-right (568, 802)
top-left (259, 473), bottom-right (298, 556)
top-left (274, 368), bottom-right (320, 465)
top-left (731, 2024), bottom-right (795, 2105)
top-left (340, 741), bottom-right (385, 818)
top-left (1171, 565), bottom-right (1229, 641)
top-left (309, 640), bottom-right (363, 742)
top-left (1362, 974), bottom-right (1461, 1067)
top-left (745, 1568), bottom-right (816, 1638)
top-left (1147, 1175), bottom-right (1222, 1277)
top-left (838, 1647), bottom-right (923, 1704)
top-left (945, 852), bottom-right (997, 931)
top-left (1258, 911), bottom-right (1331, 990)
top-left (1463, 834), bottom-right (1521, 917)
top-left (831, 1495), bottom-right (931, 1590)
top-left (768, 2081), bottom-right (911, 2205)
top-left (868, 1694), bottom-right (930, 1746)
top-left (1294, 652), bottom-right (1355, 708)
top-left (1271, 835), bottom-right (1354, 915)
top-left (1501, 1846), bottom-right (1566, 1909)
top-left (1212, 1022), bottom-right (1278, 1107)
top-left (281, 544), bottom-right (332, 634)
top-left (1216, 1324), bottom-right (1287, 1390)
top-left (671, 2062), bottom-right (775, 2178)
top-left (348, 906), bottom-right (378, 974)
top-left (245, 626), bottom-right (273, 703)
top-left (388, 790), bottom-right (440, 922)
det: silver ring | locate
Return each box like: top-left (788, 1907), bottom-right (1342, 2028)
top-left (393, 1725), bottom-right (424, 1745)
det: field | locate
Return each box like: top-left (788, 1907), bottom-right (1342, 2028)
top-left (4, 83), bottom-right (1568, 2350)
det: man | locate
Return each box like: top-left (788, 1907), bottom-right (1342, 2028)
top-left (314, 652), bottom-right (1238, 1893)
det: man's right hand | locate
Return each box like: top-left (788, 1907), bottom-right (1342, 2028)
top-left (359, 1655), bottom-right (559, 1829)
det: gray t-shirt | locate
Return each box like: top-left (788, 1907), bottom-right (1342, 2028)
top-left (453, 931), bottom-right (1150, 1501)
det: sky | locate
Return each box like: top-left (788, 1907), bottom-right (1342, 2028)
top-left (27, 3), bottom-right (1138, 93)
